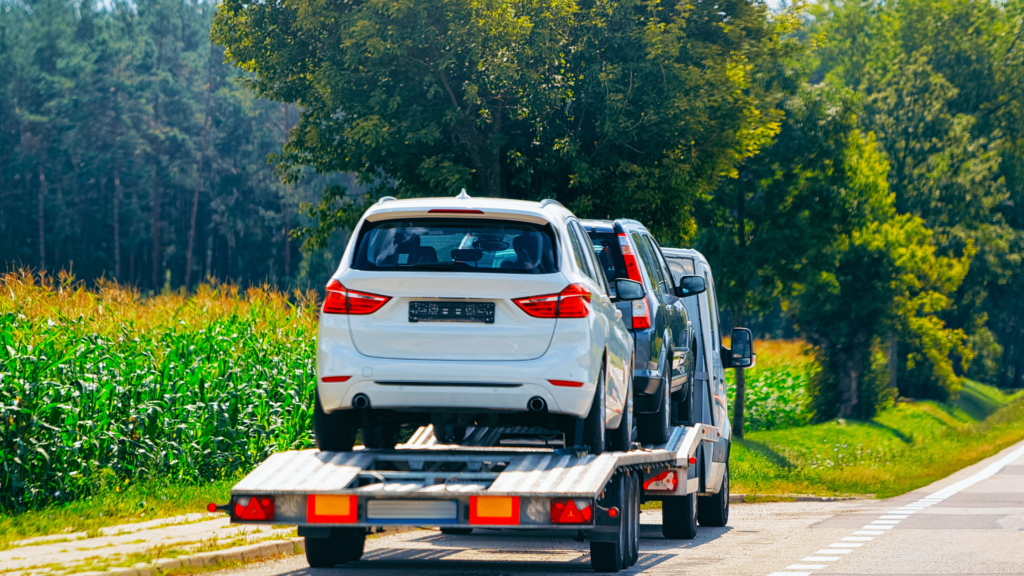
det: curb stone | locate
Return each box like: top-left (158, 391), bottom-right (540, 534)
top-left (79, 538), bottom-right (305, 576)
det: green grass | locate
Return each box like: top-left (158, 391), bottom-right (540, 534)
top-left (731, 381), bottom-right (1024, 498)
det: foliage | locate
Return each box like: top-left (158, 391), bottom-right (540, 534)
top-left (213, 0), bottom-right (802, 245)
top-left (725, 341), bottom-right (816, 432)
top-left (0, 270), bottom-right (319, 513)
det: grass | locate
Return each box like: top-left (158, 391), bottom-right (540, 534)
top-left (731, 380), bottom-right (1024, 498)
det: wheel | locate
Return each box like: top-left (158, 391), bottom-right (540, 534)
top-left (314, 391), bottom-right (356, 452)
top-left (626, 473), bottom-right (639, 567)
top-left (638, 366), bottom-right (671, 444)
top-left (435, 425), bottom-right (467, 444)
top-left (341, 528), bottom-right (365, 562)
top-left (303, 536), bottom-right (338, 568)
top-left (362, 424), bottom-right (399, 449)
top-left (698, 462), bottom-right (730, 527)
top-left (303, 528), bottom-right (364, 567)
top-left (584, 363), bottom-right (607, 455)
top-left (662, 491), bottom-right (698, 539)
top-left (608, 367), bottom-right (634, 452)
top-left (440, 527), bottom-right (474, 535)
top-left (590, 473), bottom-right (626, 573)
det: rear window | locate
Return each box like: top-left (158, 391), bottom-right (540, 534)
top-left (587, 232), bottom-right (628, 283)
top-left (352, 218), bottom-right (558, 274)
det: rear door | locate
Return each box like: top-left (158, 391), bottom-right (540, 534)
top-left (342, 217), bottom-right (564, 361)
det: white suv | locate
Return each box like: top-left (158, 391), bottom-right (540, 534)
top-left (314, 193), bottom-right (640, 454)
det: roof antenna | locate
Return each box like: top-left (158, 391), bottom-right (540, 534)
top-left (456, 188), bottom-right (471, 199)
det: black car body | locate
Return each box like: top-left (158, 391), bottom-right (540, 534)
top-left (581, 219), bottom-right (694, 442)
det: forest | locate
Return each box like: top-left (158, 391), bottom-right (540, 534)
top-left (4, 0), bottom-right (1024, 420)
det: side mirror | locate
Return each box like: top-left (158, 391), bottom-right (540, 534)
top-left (674, 275), bottom-right (706, 297)
top-left (726, 328), bottom-right (756, 369)
top-left (614, 278), bottom-right (645, 301)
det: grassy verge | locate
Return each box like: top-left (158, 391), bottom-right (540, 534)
top-left (731, 381), bottom-right (1024, 498)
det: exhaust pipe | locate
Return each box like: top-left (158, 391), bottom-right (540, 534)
top-left (352, 394), bottom-right (371, 410)
top-left (528, 396), bottom-right (547, 413)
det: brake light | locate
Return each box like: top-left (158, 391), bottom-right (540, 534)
top-left (233, 496), bottom-right (275, 521)
top-left (643, 470), bottom-right (679, 492)
top-left (323, 279), bottom-right (390, 315)
top-left (470, 496), bottom-right (520, 525)
top-left (632, 297), bottom-right (651, 330)
top-left (428, 209), bottom-right (485, 214)
top-left (307, 494), bottom-right (357, 523)
top-left (618, 233), bottom-right (644, 284)
top-left (513, 284), bottom-right (591, 318)
top-left (551, 499), bottom-right (593, 524)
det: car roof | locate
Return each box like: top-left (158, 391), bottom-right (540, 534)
top-left (363, 194), bottom-right (571, 226)
top-left (579, 218), bottom-right (649, 234)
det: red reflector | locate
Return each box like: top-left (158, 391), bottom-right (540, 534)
top-left (207, 502), bottom-right (217, 513)
top-left (551, 499), bottom-right (593, 524)
top-left (607, 506), bottom-right (619, 518)
top-left (234, 496), bottom-right (274, 521)
top-left (323, 279), bottom-right (390, 315)
top-left (469, 496), bottom-right (520, 525)
top-left (514, 284), bottom-right (591, 318)
top-left (321, 376), bottom-right (351, 383)
top-left (689, 456), bottom-right (697, 465)
top-left (428, 209), bottom-right (484, 214)
top-left (549, 379), bottom-right (584, 388)
top-left (643, 470), bottom-right (679, 492)
top-left (307, 494), bottom-right (357, 523)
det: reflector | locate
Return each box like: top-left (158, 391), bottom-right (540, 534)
top-left (469, 496), bottom-right (520, 525)
top-left (550, 499), bottom-right (593, 524)
top-left (643, 470), bottom-right (679, 492)
top-left (307, 494), bottom-right (357, 523)
top-left (233, 496), bottom-right (275, 521)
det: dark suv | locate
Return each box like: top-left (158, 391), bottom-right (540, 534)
top-left (581, 219), bottom-right (699, 443)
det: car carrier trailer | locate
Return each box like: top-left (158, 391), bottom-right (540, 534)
top-left (216, 422), bottom-right (723, 573)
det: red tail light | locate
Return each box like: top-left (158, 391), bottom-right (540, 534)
top-left (632, 297), bottom-right (651, 330)
top-left (643, 470), bottom-right (679, 492)
top-left (551, 499), bottom-right (593, 524)
top-left (428, 209), bottom-right (485, 214)
top-left (233, 496), bottom-right (275, 521)
top-left (514, 284), bottom-right (591, 318)
top-left (618, 233), bottom-right (644, 284)
top-left (323, 279), bottom-right (391, 315)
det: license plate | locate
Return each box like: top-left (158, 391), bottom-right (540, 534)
top-left (409, 301), bottom-right (495, 324)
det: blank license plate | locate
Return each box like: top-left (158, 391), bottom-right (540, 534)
top-left (409, 301), bottom-right (495, 324)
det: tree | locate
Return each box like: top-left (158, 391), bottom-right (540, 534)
top-left (212, 0), bottom-right (796, 247)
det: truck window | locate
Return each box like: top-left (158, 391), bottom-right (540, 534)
top-left (665, 257), bottom-right (696, 286)
top-left (644, 236), bottom-right (676, 291)
top-left (631, 232), bottom-right (664, 295)
top-left (703, 270), bottom-right (718, 348)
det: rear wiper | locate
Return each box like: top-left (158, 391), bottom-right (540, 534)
top-left (408, 262), bottom-right (457, 270)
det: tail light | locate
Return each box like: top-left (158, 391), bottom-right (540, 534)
top-left (643, 470), bottom-right (679, 492)
top-left (632, 297), bottom-right (651, 330)
top-left (551, 499), bottom-right (593, 524)
top-left (322, 279), bottom-right (390, 315)
top-left (233, 496), bottom-right (275, 521)
top-left (617, 233), bottom-right (644, 284)
top-left (514, 283), bottom-right (591, 318)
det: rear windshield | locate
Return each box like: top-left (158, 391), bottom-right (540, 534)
top-left (587, 232), bottom-right (629, 284)
top-left (352, 218), bottom-right (558, 274)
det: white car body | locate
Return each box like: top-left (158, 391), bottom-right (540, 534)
top-left (316, 196), bottom-right (634, 430)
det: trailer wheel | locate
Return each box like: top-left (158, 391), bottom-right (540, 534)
top-left (313, 391), bottom-right (356, 452)
top-left (590, 473), bottom-right (625, 573)
top-left (440, 527), bottom-right (473, 535)
top-left (661, 491), bottom-right (697, 539)
top-left (303, 528), bottom-right (364, 567)
top-left (341, 528), bottom-right (366, 562)
top-left (698, 463), bottom-right (730, 527)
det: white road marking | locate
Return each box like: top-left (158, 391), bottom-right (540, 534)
top-left (870, 520), bottom-right (900, 524)
top-left (768, 573), bottom-right (811, 576)
top-left (829, 543), bottom-right (864, 548)
top-left (842, 537), bottom-right (874, 541)
top-left (863, 524), bottom-right (894, 529)
top-left (853, 531), bottom-right (885, 535)
top-left (927, 444), bottom-right (1024, 500)
top-left (879, 515), bottom-right (908, 519)
top-left (803, 557), bottom-right (842, 561)
top-left (787, 565), bottom-right (827, 570)
top-left (817, 549), bottom-right (851, 554)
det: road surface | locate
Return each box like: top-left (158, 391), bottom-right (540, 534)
top-left (213, 439), bottom-right (1024, 575)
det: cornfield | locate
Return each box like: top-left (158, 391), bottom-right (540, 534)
top-left (726, 339), bottom-right (817, 431)
top-left (0, 270), bottom-right (320, 513)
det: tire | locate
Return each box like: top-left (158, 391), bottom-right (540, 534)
top-left (637, 367), bottom-right (671, 445)
top-left (362, 424), bottom-right (399, 449)
top-left (303, 536), bottom-right (338, 568)
top-left (339, 527), bottom-right (365, 562)
top-left (313, 391), bottom-right (356, 452)
top-left (304, 528), bottom-right (364, 567)
top-left (626, 473), bottom-right (640, 567)
top-left (608, 368), bottom-right (634, 453)
top-left (662, 491), bottom-right (698, 540)
top-left (584, 363), bottom-right (607, 455)
top-left (590, 474), bottom-right (626, 573)
top-left (440, 527), bottom-right (474, 535)
top-left (698, 463), bottom-right (730, 527)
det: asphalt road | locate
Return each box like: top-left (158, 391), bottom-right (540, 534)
top-left (215, 439), bottom-right (1024, 576)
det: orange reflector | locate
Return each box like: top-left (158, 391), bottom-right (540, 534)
top-left (307, 494), bottom-right (357, 523)
top-left (551, 499), bottom-right (593, 524)
top-left (469, 496), bottom-right (520, 525)
top-left (643, 470), bottom-right (679, 492)
top-left (233, 496), bottom-right (275, 521)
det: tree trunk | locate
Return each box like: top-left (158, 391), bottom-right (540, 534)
top-left (37, 161), bottom-right (47, 272)
top-left (888, 333), bottom-right (898, 390)
top-left (731, 307), bottom-right (746, 438)
top-left (151, 173), bottom-right (161, 289)
top-left (185, 57), bottom-right (213, 290)
top-left (112, 161), bottom-right (123, 282)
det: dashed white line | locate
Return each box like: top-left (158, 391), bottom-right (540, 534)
top-left (853, 531), bottom-right (885, 535)
top-left (862, 524), bottom-right (893, 530)
top-left (843, 537), bottom-right (874, 541)
top-left (787, 565), bottom-right (827, 570)
top-left (828, 543), bottom-right (864, 548)
top-left (803, 557), bottom-right (842, 561)
top-left (816, 549), bottom-right (851, 554)
top-left (879, 515), bottom-right (908, 519)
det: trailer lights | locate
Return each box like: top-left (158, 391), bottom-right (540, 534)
top-left (550, 499), bottom-right (593, 524)
top-left (643, 470), bottom-right (679, 492)
top-left (607, 506), bottom-right (619, 519)
top-left (469, 496), bottom-right (520, 525)
top-left (232, 496), bottom-right (275, 521)
top-left (689, 456), bottom-right (697, 464)
top-left (307, 494), bottom-right (357, 524)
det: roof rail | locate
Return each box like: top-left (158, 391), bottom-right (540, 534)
top-left (376, 196), bottom-right (397, 205)
top-left (539, 199), bottom-right (564, 209)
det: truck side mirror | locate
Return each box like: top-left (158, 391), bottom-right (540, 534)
top-left (726, 328), bottom-right (756, 369)
top-left (674, 275), bottom-right (706, 297)
top-left (614, 278), bottom-right (645, 301)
